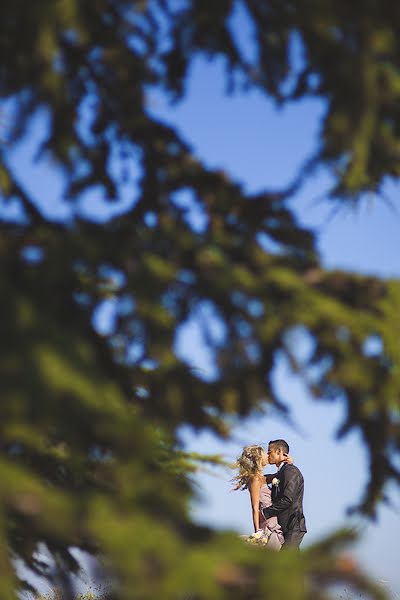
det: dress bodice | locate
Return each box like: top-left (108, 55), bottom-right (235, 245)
top-left (259, 483), bottom-right (273, 510)
top-left (259, 482), bottom-right (284, 548)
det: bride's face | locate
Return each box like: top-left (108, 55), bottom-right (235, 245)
top-left (261, 450), bottom-right (269, 467)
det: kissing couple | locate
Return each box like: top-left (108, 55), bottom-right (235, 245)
top-left (233, 439), bottom-right (307, 550)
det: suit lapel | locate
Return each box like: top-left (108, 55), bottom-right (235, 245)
top-left (278, 463), bottom-right (287, 477)
top-left (271, 465), bottom-right (284, 499)
top-left (276, 464), bottom-right (286, 485)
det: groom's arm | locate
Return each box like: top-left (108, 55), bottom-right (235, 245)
top-left (262, 470), bottom-right (300, 519)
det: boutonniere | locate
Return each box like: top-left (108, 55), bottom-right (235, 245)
top-left (271, 477), bottom-right (280, 487)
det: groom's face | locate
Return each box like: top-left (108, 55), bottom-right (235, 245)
top-left (267, 445), bottom-right (282, 465)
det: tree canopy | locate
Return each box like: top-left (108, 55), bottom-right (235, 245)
top-left (0, 1), bottom-right (399, 598)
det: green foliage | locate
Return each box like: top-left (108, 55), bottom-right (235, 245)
top-left (0, 0), bottom-right (399, 598)
top-left (36, 593), bottom-right (99, 600)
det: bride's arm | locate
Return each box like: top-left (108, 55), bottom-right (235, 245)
top-left (247, 476), bottom-right (262, 532)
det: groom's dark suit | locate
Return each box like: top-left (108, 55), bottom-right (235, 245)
top-left (261, 463), bottom-right (307, 548)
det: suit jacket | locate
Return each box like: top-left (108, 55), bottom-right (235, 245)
top-left (262, 463), bottom-right (307, 535)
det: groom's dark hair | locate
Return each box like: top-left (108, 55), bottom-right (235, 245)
top-left (269, 439), bottom-right (289, 454)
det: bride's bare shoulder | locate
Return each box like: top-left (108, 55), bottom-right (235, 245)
top-left (247, 473), bottom-right (265, 487)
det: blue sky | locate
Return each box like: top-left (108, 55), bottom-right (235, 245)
top-left (4, 53), bottom-right (400, 598)
top-left (148, 58), bottom-right (400, 597)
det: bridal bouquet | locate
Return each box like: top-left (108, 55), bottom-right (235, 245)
top-left (244, 529), bottom-right (271, 546)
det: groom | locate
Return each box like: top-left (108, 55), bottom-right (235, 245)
top-left (262, 439), bottom-right (307, 548)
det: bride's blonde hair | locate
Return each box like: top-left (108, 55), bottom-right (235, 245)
top-left (232, 444), bottom-right (267, 490)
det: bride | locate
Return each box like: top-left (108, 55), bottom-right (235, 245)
top-left (233, 444), bottom-right (289, 550)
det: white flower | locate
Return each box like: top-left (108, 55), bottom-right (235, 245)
top-left (252, 530), bottom-right (264, 539)
top-left (271, 477), bottom-right (280, 487)
top-left (244, 529), bottom-right (271, 546)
